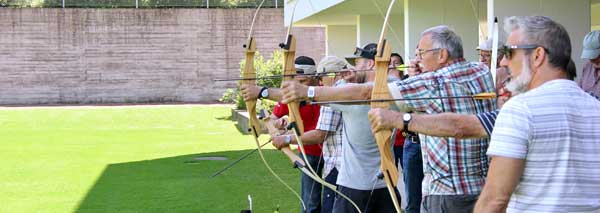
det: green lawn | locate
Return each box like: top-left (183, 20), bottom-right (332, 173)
top-left (0, 105), bottom-right (301, 212)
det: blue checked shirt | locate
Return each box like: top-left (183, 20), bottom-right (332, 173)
top-left (388, 58), bottom-right (497, 195)
top-left (315, 106), bottom-right (343, 178)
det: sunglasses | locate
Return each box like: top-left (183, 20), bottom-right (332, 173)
top-left (500, 45), bottom-right (548, 59)
top-left (353, 47), bottom-right (376, 59)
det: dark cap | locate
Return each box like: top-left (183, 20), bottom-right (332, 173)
top-left (345, 43), bottom-right (377, 66)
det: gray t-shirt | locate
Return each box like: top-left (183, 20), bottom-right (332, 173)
top-left (328, 81), bottom-right (392, 190)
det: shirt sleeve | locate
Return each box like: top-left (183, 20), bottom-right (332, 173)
top-left (486, 99), bottom-right (531, 159)
top-left (387, 73), bottom-right (441, 113)
top-left (475, 110), bottom-right (500, 136)
top-left (316, 107), bottom-right (342, 132)
top-left (272, 103), bottom-right (289, 118)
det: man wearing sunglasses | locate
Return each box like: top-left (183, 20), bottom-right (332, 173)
top-left (577, 30), bottom-right (600, 97)
top-left (474, 16), bottom-right (600, 212)
top-left (281, 26), bottom-right (496, 212)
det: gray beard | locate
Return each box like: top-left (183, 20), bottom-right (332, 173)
top-left (505, 58), bottom-right (532, 95)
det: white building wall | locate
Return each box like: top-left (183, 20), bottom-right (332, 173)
top-left (326, 25), bottom-right (357, 58)
top-left (494, 0), bottom-right (590, 76)
top-left (407, 0), bottom-right (481, 62)
top-left (356, 14), bottom-right (406, 58)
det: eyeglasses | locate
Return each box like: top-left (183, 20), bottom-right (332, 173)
top-left (415, 48), bottom-right (441, 58)
top-left (500, 45), bottom-right (548, 59)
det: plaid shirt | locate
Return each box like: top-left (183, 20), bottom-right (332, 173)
top-left (389, 58), bottom-right (496, 195)
top-left (315, 106), bottom-right (343, 178)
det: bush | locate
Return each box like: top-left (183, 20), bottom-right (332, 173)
top-left (220, 50), bottom-right (283, 112)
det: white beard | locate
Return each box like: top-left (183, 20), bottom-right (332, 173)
top-left (505, 57), bottom-right (532, 95)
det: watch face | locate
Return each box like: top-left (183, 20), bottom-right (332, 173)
top-left (403, 113), bottom-right (411, 121)
top-left (261, 89), bottom-right (268, 97)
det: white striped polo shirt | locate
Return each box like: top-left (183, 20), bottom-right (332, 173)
top-left (488, 79), bottom-right (600, 212)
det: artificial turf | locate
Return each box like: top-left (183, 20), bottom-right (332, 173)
top-left (0, 105), bottom-right (301, 212)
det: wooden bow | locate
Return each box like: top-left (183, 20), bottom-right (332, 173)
top-left (240, 0), bottom-right (306, 210)
top-left (370, 0), bottom-right (401, 212)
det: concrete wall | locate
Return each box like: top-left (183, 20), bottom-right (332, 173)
top-left (0, 8), bottom-right (325, 105)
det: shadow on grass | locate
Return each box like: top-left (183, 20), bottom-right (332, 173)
top-left (75, 149), bottom-right (302, 212)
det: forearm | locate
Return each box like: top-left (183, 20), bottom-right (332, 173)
top-left (474, 192), bottom-right (511, 213)
top-left (474, 156), bottom-right (524, 213)
top-left (409, 113), bottom-right (487, 138)
top-left (265, 88), bottom-right (283, 102)
top-left (290, 129), bottom-right (328, 145)
top-left (314, 84), bottom-right (372, 102)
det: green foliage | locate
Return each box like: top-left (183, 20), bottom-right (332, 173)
top-left (220, 50), bottom-right (283, 111)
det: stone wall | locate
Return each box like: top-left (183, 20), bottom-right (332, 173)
top-left (0, 8), bottom-right (325, 105)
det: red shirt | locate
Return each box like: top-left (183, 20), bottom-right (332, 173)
top-left (273, 102), bottom-right (322, 156)
top-left (394, 130), bottom-right (405, 146)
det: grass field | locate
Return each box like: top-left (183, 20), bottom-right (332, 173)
top-left (0, 105), bottom-right (301, 212)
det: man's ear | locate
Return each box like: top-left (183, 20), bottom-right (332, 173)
top-left (531, 47), bottom-right (546, 69)
top-left (438, 49), bottom-right (449, 64)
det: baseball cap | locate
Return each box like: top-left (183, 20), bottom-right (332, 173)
top-left (294, 56), bottom-right (317, 75)
top-left (345, 43), bottom-right (377, 66)
top-left (581, 30), bottom-right (600, 59)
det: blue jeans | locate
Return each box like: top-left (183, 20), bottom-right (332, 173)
top-left (300, 153), bottom-right (323, 213)
top-left (403, 137), bottom-right (424, 213)
top-left (321, 168), bottom-right (338, 213)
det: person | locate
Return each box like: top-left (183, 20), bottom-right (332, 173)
top-left (473, 16), bottom-right (600, 212)
top-left (242, 56), bottom-right (323, 213)
top-left (368, 59), bottom-right (588, 142)
top-left (478, 38), bottom-right (510, 94)
top-left (577, 30), bottom-right (600, 97)
top-left (270, 56), bottom-right (349, 213)
top-left (389, 53), bottom-right (405, 80)
top-left (281, 26), bottom-right (496, 212)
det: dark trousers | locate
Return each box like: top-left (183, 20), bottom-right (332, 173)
top-left (394, 145), bottom-right (404, 169)
top-left (301, 154), bottom-right (323, 213)
top-left (321, 168), bottom-right (338, 213)
top-left (403, 137), bottom-right (424, 213)
top-left (422, 195), bottom-right (479, 213)
top-left (332, 185), bottom-right (401, 213)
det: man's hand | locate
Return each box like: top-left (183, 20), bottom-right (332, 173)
top-left (497, 88), bottom-right (512, 109)
top-left (240, 84), bottom-right (262, 102)
top-left (406, 59), bottom-right (422, 77)
top-left (281, 81), bottom-right (309, 104)
top-left (271, 135), bottom-right (290, 150)
top-left (368, 108), bottom-right (403, 133)
top-left (273, 117), bottom-right (288, 130)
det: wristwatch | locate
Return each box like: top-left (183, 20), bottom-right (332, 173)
top-left (259, 87), bottom-right (269, 99)
top-left (307, 86), bottom-right (316, 100)
top-left (284, 135), bottom-right (292, 144)
top-left (402, 113), bottom-right (412, 133)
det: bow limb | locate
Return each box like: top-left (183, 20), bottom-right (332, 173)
top-left (261, 111), bottom-right (363, 213)
top-left (241, 1), bottom-right (306, 211)
top-left (278, 0), bottom-right (317, 177)
top-left (370, 0), bottom-right (401, 212)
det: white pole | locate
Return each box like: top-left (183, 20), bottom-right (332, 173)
top-left (135, 0), bottom-right (138, 8)
top-left (62, 0), bottom-right (65, 8)
top-left (404, 0), bottom-right (410, 61)
top-left (487, 0), bottom-right (494, 39)
top-left (207, 0), bottom-right (209, 8)
top-left (275, 0), bottom-right (278, 8)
